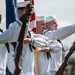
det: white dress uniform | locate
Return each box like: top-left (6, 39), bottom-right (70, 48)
top-left (0, 20), bottom-right (22, 75)
top-left (19, 31), bottom-right (35, 75)
top-left (20, 31), bottom-right (62, 75)
top-left (43, 24), bottom-right (75, 75)
top-left (31, 34), bottom-right (62, 75)
top-left (0, 19), bottom-right (22, 44)
top-left (0, 42), bottom-right (14, 75)
top-left (44, 24), bottom-right (75, 40)
top-left (7, 44), bottom-right (15, 74)
top-left (6, 29), bottom-right (62, 75)
top-left (8, 42), bottom-right (35, 75)
top-left (7, 28), bottom-right (35, 75)
top-left (0, 43), bottom-right (8, 75)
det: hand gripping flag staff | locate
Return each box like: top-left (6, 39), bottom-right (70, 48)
top-left (25, 0), bottom-right (36, 33)
top-left (25, 0), bottom-right (40, 75)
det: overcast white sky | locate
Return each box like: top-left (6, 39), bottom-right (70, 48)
top-left (0, 0), bottom-right (75, 57)
top-left (35, 0), bottom-right (75, 57)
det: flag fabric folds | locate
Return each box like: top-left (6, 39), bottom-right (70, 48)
top-left (6, 0), bottom-right (17, 75)
top-left (25, 0), bottom-right (36, 33)
top-left (6, 0), bottom-right (18, 28)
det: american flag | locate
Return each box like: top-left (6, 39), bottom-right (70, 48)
top-left (24, 0), bottom-right (36, 33)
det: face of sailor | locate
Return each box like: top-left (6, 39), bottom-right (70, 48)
top-left (46, 20), bottom-right (58, 31)
top-left (18, 7), bottom-right (26, 18)
top-left (36, 21), bottom-right (45, 34)
top-left (0, 14), bottom-right (2, 23)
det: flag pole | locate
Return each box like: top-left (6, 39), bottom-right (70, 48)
top-left (34, 49), bottom-right (40, 75)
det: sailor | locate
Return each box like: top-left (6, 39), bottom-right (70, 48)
top-left (0, 1), bottom-right (32, 44)
top-left (44, 15), bottom-right (75, 75)
top-left (44, 15), bottom-right (63, 75)
top-left (7, 1), bottom-right (29, 74)
top-left (44, 15), bottom-right (75, 40)
top-left (23, 16), bottom-right (62, 75)
top-left (0, 1), bottom-right (32, 75)
top-left (0, 10), bottom-right (22, 75)
top-left (35, 16), bottom-right (62, 75)
top-left (23, 31), bottom-right (62, 75)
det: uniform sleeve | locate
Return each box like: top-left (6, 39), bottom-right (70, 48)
top-left (31, 37), bottom-right (48, 48)
top-left (31, 37), bottom-right (62, 53)
top-left (44, 24), bottom-right (75, 40)
top-left (31, 34), bottom-right (48, 48)
top-left (31, 34), bottom-right (62, 52)
top-left (48, 40), bottom-right (62, 53)
top-left (0, 20), bottom-right (22, 44)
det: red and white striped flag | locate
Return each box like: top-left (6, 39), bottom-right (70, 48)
top-left (25, 1), bottom-right (39, 75)
top-left (25, 0), bottom-right (36, 33)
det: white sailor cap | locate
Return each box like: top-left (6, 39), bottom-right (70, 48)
top-left (36, 16), bottom-right (45, 21)
top-left (46, 15), bottom-right (56, 22)
top-left (17, 0), bottom-right (30, 8)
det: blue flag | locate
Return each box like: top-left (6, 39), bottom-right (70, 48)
top-left (6, 0), bottom-right (18, 75)
top-left (6, 0), bottom-right (18, 28)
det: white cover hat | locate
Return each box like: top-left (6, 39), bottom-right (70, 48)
top-left (36, 16), bottom-right (45, 21)
top-left (17, 0), bottom-right (30, 8)
top-left (46, 15), bottom-right (56, 22)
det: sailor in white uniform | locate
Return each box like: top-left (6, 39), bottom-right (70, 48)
top-left (0, 20), bottom-right (22, 44)
top-left (7, 0), bottom-right (32, 74)
top-left (44, 15), bottom-right (75, 75)
top-left (29, 16), bottom-right (62, 75)
top-left (0, 12), bottom-right (22, 75)
top-left (23, 31), bottom-right (62, 75)
top-left (0, 1), bottom-right (32, 74)
top-left (44, 15), bottom-right (75, 40)
top-left (15, 15), bottom-right (62, 75)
